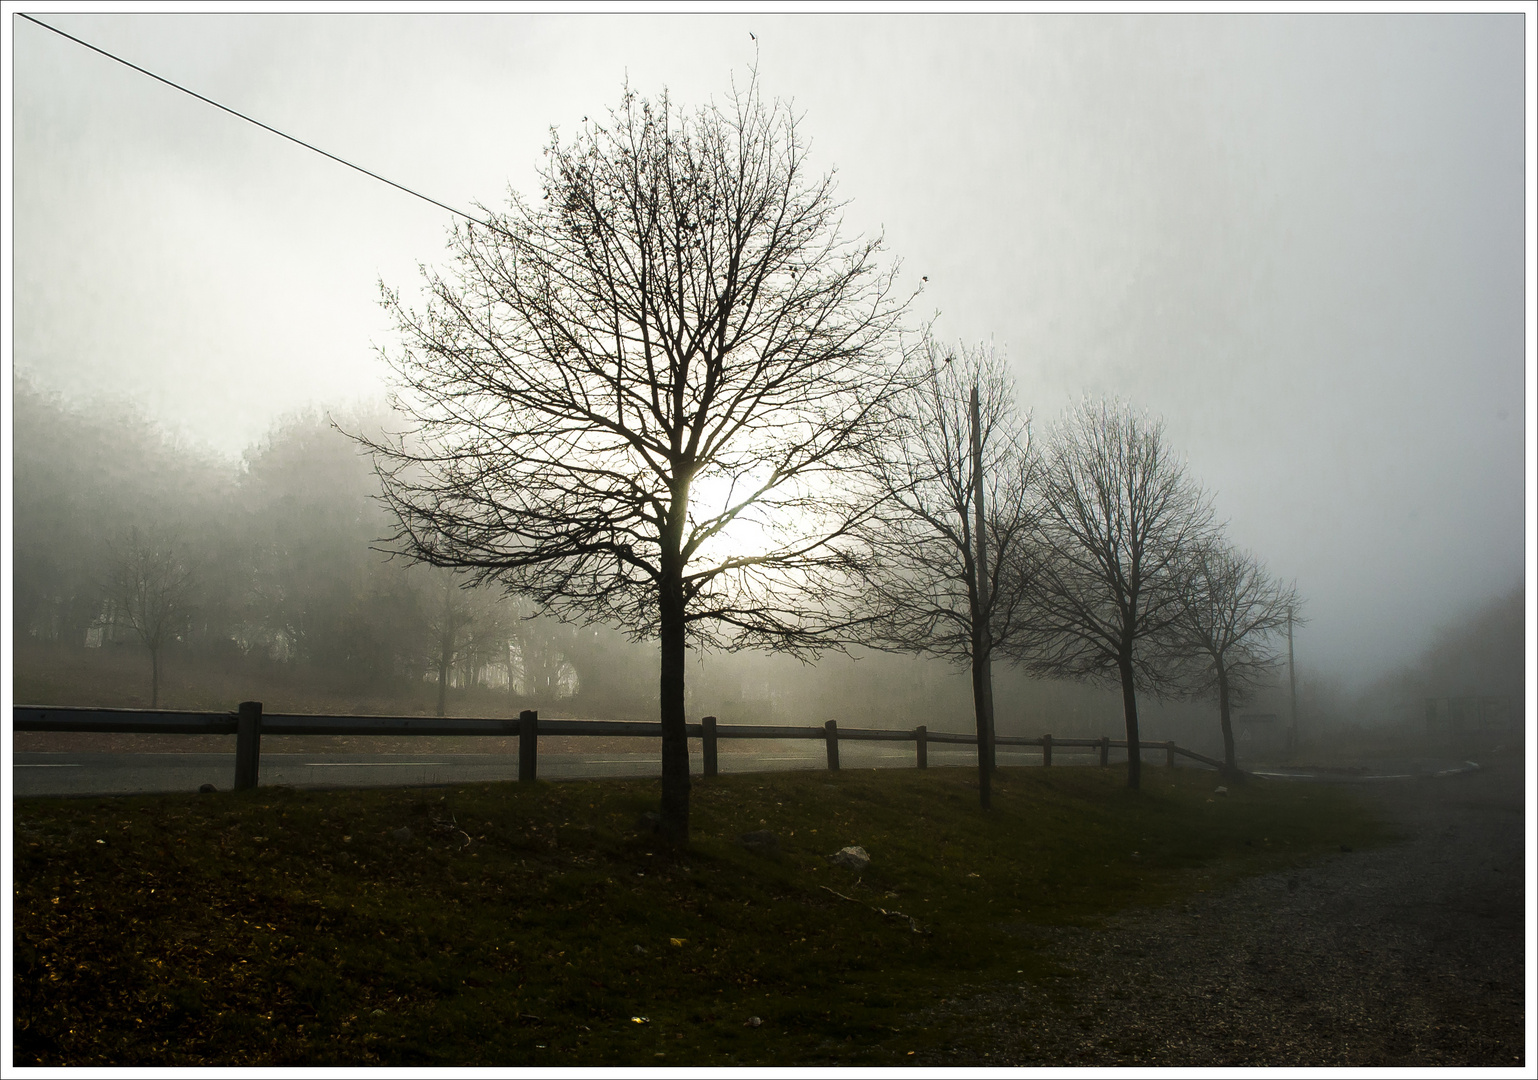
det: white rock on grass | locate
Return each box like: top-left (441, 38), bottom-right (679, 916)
top-left (828, 845), bottom-right (871, 871)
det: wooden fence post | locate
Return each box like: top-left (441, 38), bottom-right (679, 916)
top-left (1166, 741), bottom-right (1176, 768)
top-left (915, 724), bottom-right (928, 770)
top-left (824, 719), bottom-right (840, 772)
top-left (1099, 736), bottom-right (1110, 767)
top-left (1042, 732), bottom-right (1053, 767)
top-left (702, 715), bottom-right (718, 778)
top-left (519, 710), bottom-right (538, 783)
top-left (234, 701), bottom-right (262, 791)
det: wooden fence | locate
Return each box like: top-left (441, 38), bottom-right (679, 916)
top-left (13, 703), bottom-right (1226, 792)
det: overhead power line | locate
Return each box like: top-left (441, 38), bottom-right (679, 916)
top-left (19, 12), bottom-right (494, 229)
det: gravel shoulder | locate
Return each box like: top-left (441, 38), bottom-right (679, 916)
top-left (914, 757), bottom-right (1529, 1067)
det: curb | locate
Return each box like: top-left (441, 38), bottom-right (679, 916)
top-left (1249, 761), bottom-right (1481, 783)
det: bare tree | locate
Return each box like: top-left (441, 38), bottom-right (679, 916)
top-left (425, 568), bottom-right (477, 717)
top-left (1022, 400), bottom-right (1214, 789)
top-left (1167, 541), bottom-right (1300, 781)
top-left (858, 336), bottom-right (1039, 807)
top-left (361, 77), bottom-right (911, 840)
top-left (102, 528), bottom-right (196, 708)
top-left (502, 602), bottom-right (582, 709)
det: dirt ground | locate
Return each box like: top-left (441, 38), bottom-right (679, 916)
top-left (913, 757), bottom-right (1530, 1067)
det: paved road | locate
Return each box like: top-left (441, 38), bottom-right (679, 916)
top-left (12, 746), bottom-right (1079, 797)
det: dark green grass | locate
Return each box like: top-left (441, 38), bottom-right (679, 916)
top-left (12, 766), bottom-right (1394, 1066)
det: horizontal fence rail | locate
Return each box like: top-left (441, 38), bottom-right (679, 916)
top-left (14, 703), bottom-right (1226, 792)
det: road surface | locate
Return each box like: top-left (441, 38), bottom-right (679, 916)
top-left (11, 745), bottom-right (1087, 797)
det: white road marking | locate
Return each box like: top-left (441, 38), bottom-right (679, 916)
top-left (16, 764), bottom-right (85, 768)
top-left (302, 762), bottom-right (450, 767)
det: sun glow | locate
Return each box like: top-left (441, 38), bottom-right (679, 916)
top-left (686, 470), bottom-right (779, 565)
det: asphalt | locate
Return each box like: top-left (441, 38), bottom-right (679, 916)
top-left (11, 745), bottom-right (1068, 797)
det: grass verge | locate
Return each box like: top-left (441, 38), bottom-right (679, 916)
top-left (12, 765), bottom-right (1394, 1066)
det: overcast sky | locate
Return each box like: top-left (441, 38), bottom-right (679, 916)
top-left (7, 11), bottom-right (1532, 690)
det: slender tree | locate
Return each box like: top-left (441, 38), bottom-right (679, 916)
top-left (425, 568), bottom-right (480, 717)
top-left (858, 336), bottom-right (1039, 807)
top-left (102, 528), bottom-right (196, 708)
top-left (1022, 400), bottom-right (1214, 789)
top-left (503, 602), bottom-right (583, 708)
top-left (362, 77), bottom-right (911, 840)
top-left (1169, 541), bottom-right (1300, 781)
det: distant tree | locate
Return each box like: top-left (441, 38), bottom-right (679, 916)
top-left (503, 604), bottom-right (583, 708)
top-left (337, 564), bottom-right (433, 685)
top-left (1403, 584), bottom-right (1522, 702)
top-left (1168, 541), bottom-right (1299, 781)
top-left (858, 336), bottom-right (1040, 807)
top-left (13, 375), bottom-right (231, 649)
top-left (361, 78), bottom-right (911, 840)
top-left (458, 595), bottom-right (518, 694)
top-left (102, 528), bottom-right (197, 707)
top-left (422, 569), bottom-right (473, 716)
top-left (557, 623), bottom-right (660, 719)
top-left (1022, 400), bottom-right (1214, 789)
top-left (239, 410), bottom-right (387, 665)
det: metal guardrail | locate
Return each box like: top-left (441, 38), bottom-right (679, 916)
top-left (14, 703), bottom-right (1225, 791)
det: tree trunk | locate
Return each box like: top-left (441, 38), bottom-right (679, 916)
top-left (658, 561), bottom-right (690, 843)
top-left (150, 646), bottom-right (160, 709)
top-left (1217, 663), bottom-right (1243, 782)
top-left (436, 629), bottom-right (451, 717)
top-left (1118, 652), bottom-right (1141, 790)
top-left (969, 621), bottom-right (993, 810)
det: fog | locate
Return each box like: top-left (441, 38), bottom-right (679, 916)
top-left (7, 13), bottom-right (1530, 701)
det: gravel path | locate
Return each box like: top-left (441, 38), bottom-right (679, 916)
top-left (914, 757), bottom-right (1529, 1067)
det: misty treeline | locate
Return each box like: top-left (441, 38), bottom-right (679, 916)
top-left (10, 376), bottom-right (645, 715)
top-left (1318, 585), bottom-right (1525, 737)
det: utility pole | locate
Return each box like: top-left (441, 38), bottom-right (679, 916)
top-left (970, 384), bottom-right (996, 807)
top-left (1286, 605), bottom-right (1298, 757)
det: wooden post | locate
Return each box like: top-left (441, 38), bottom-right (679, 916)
top-left (1099, 736), bottom-right (1110, 767)
top-left (234, 701), bottom-right (262, 791)
top-left (1042, 732), bottom-right (1053, 767)
top-left (519, 709), bottom-right (538, 783)
top-left (824, 719), bottom-right (840, 772)
top-left (1166, 741), bottom-right (1176, 768)
top-left (915, 725), bottom-right (928, 770)
top-left (702, 715), bottom-right (718, 778)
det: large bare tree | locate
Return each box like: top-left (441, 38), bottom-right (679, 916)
top-left (1022, 400), bottom-right (1214, 789)
top-left (1169, 542), bottom-right (1300, 780)
top-left (102, 528), bottom-right (196, 708)
top-left (859, 336), bottom-right (1039, 807)
top-left (363, 79), bottom-right (910, 839)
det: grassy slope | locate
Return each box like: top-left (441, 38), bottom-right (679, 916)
top-left (12, 766), bottom-right (1394, 1067)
